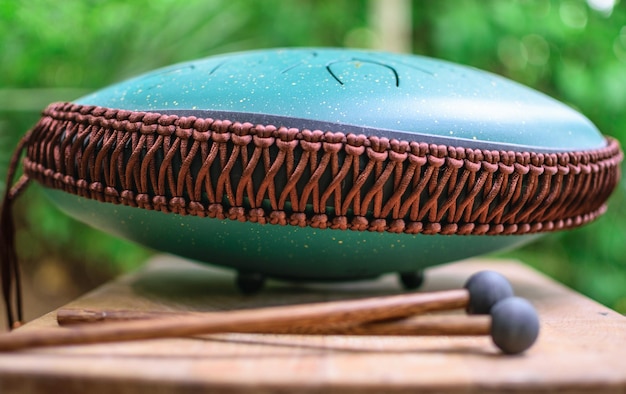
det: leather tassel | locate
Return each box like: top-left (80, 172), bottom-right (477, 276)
top-left (1, 132), bottom-right (32, 329)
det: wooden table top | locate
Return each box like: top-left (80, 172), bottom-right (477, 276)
top-left (0, 255), bottom-right (624, 393)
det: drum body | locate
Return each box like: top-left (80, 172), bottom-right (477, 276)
top-left (24, 48), bottom-right (621, 281)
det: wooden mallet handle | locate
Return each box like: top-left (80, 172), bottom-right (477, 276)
top-left (0, 288), bottom-right (471, 351)
top-left (57, 307), bottom-right (491, 336)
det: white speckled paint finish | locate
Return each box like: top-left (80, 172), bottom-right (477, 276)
top-left (77, 48), bottom-right (606, 151)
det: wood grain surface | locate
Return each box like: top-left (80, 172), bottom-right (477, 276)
top-left (0, 255), bottom-right (624, 393)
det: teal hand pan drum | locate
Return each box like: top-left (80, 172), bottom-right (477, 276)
top-left (9, 49), bottom-right (624, 293)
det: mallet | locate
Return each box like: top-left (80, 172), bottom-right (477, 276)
top-left (0, 271), bottom-right (527, 353)
top-left (58, 270), bottom-right (513, 326)
top-left (57, 297), bottom-right (540, 354)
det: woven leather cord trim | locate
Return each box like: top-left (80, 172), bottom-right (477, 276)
top-left (24, 102), bottom-right (623, 236)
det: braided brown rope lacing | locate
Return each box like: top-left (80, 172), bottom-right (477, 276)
top-left (23, 102), bottom-right (622, 236)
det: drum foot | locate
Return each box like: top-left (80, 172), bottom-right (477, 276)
top-left (398, 270), bottom-right (424, 290)
top-left (235, 271), bottom-right (266, 294)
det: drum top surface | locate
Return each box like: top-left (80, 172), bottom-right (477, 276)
top-left (76, 48), bottom-right (606, 152)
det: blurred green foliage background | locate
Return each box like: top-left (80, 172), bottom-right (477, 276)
top-left (1, 0), bottom-right (625, 318)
